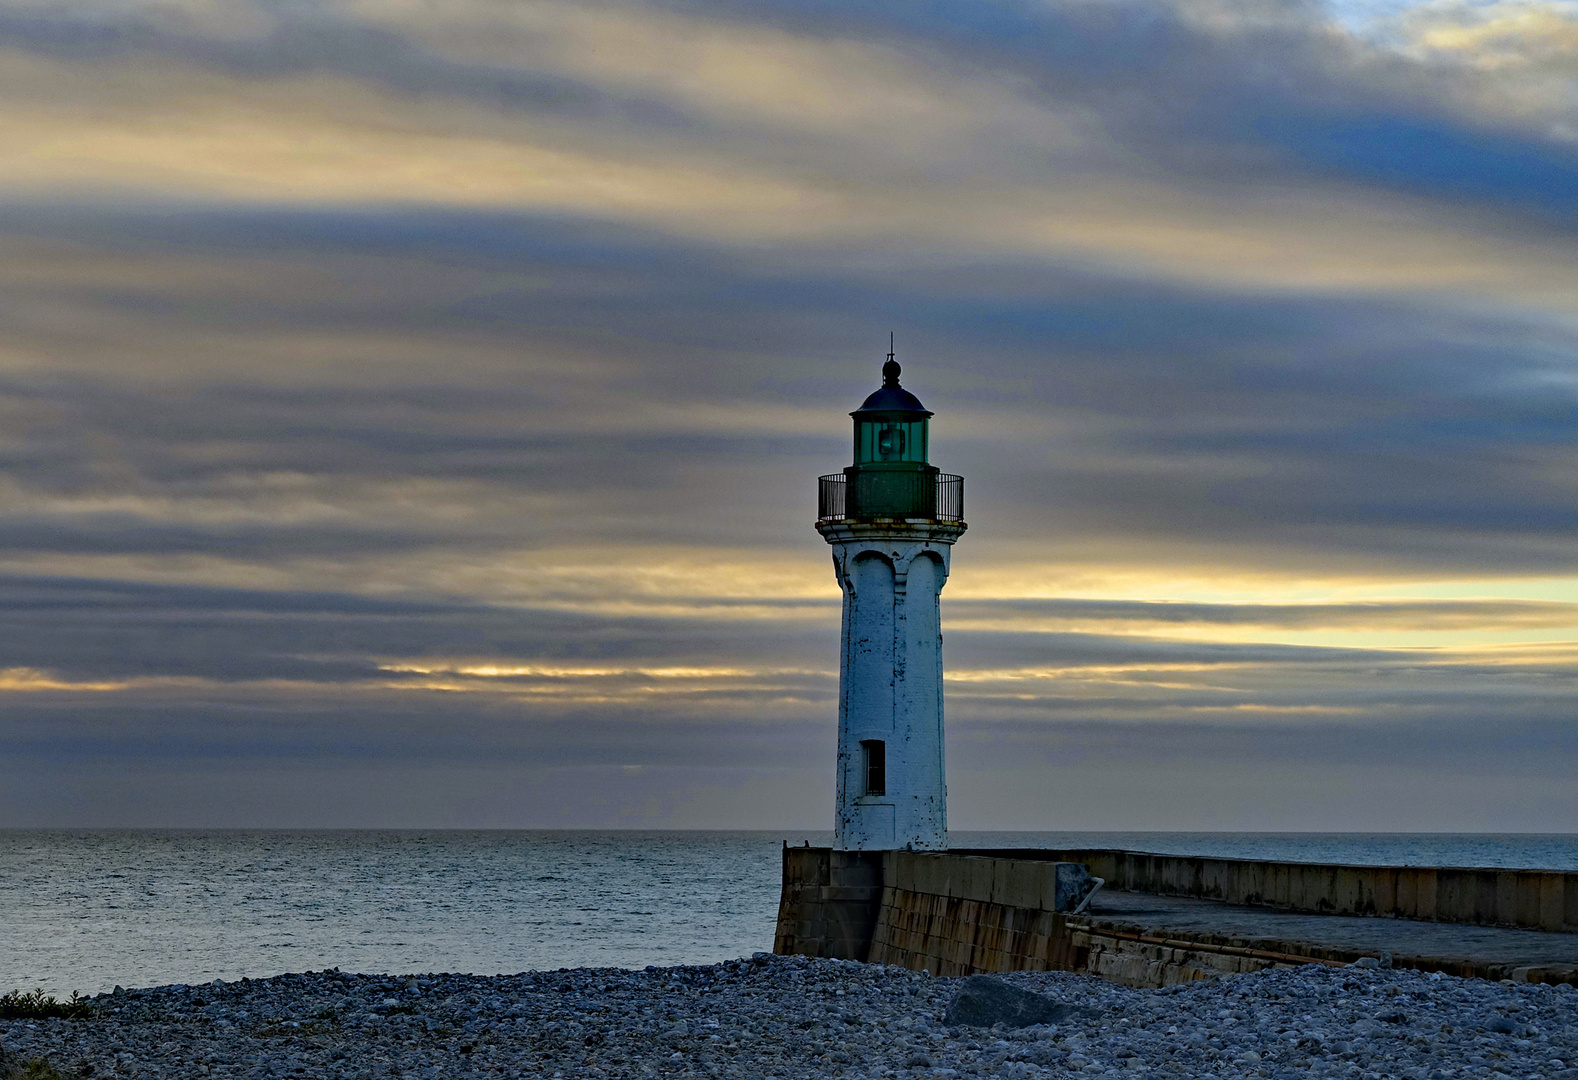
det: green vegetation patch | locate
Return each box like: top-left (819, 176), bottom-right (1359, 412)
top-left (0, 990), bottom-right (95, 1021)
top-left (3, 1056), bottom-right (72, 1080)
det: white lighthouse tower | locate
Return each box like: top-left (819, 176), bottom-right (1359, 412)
top-left (817, 350), bottom-right (965, 851)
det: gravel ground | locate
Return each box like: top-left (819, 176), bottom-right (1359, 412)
top-left (3, 955), bottom-right (1575, 1080)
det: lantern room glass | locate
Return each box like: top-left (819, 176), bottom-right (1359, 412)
top-left (854, 416), bottom-right (929, 466)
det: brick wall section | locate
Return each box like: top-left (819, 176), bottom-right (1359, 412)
top-left (864, 851), bottom-right (1086, 974)
top-left (775, 849), bottom-right (1091, 970)
top-left (863, 851), bottom-right (1308, 983)
top-left (772, 846), bottom-right (884, 961)
top-left (1071, 928), bottom-right (1276, 987)
top-left (865, 889), bottom-right (1076, 975)
top-left (1066, 919), bottom-right (1578, 988)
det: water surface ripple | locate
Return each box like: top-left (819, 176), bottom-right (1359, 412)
top-left (4, 829), bottom-right (1575, 997)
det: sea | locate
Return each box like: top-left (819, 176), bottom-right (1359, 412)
top-left (4, 830), bottom-right (1577, 999)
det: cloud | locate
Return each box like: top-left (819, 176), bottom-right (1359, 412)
top-left (3, 2), bottom-right (1578, 298)
top-left (1379, 1), bottom-right (1578, 139)
top-left (0, 0), bottom-right (1576, 827)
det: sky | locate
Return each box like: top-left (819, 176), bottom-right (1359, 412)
top-left (3, 0), bottom-right (1578, 831)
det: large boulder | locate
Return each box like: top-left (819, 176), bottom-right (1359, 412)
top-left (942, 975), bottom-right (1099, 1028)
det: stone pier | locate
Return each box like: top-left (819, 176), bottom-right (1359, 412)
top-left (775, 846), bottom-right (1578, 989)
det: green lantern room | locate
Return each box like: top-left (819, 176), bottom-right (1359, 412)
top-left (846, 358), bottom-right (938, 519)
top-left (817, 352), bottom-right (964, 525)
top-left (853, 360), bottom-right (931, 467)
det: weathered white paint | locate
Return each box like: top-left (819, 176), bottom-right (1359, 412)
top-left (818, 520), bottom-right (965, 851)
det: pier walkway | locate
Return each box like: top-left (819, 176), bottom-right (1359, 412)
top-left (1078, 888), bottom-right (1578, 985)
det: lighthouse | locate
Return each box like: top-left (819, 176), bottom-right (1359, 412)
top-left (817, 350), bottom-right (965, 851)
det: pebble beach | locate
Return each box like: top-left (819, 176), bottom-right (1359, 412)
top-left (4, 956), bottom-right (1576, 1080)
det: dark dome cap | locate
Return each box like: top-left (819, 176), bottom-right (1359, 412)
top-left (852, 358), bottom-right (931, 415)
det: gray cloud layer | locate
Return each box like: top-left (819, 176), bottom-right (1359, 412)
top-left (1, 0), bottom-right (1577, 828)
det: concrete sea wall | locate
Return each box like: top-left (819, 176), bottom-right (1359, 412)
top-left (967, 849), bottom-right (1578, 933)
top-left (775, 847), bottom-right (1304, 986)
top-left (863, 851), bottom-right (1085, 975)
top-left (774, 846), bottom-right (1578, 989)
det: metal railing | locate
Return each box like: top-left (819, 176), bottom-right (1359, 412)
top-left (819, 473), bottom-right (847, 520)
top-left (936, 473), bottom-right (963, 521)
top-left (818, 472), bottom-right (963, 522)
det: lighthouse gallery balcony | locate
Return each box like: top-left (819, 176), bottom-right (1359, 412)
top-left (818, 471), bottom-right (963, 523)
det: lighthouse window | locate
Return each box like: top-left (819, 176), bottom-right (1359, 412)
top-left (877, 424), bottom-right (904, 459)
top-left (855, 418), bottom-right (927, 465)
top-left (860, 740), bottom-right (886, 797)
